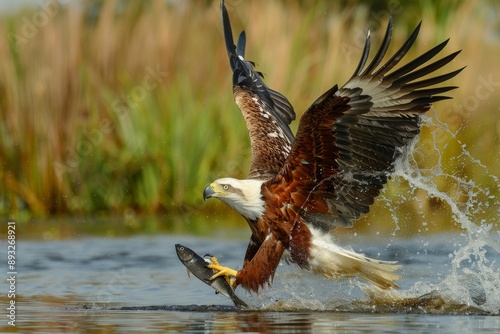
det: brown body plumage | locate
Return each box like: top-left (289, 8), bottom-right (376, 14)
top-left (203, 1), bottom-right (463, 293)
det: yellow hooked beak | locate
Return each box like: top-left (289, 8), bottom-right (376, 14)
top-left (203, 183), bottom-right (225, 201)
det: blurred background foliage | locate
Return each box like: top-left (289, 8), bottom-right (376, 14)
top-left (0, 0), bottom-right (499, 235)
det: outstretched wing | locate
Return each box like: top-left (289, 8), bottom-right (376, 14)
top-left (266, 18), bottom-right (463, 231)
top-left (221, 1), bottom-right (296, 180)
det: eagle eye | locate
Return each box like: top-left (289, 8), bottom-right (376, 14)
top-left (222, 184), bottom-right (229, 190)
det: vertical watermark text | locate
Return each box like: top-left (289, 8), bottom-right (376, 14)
top-left (6, 221), bottom-right (17, 327)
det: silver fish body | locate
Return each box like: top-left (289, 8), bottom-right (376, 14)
top-left (175, 244), bottom-right (248, 308)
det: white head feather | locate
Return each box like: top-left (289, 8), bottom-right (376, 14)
top-left (210, 178), bottom-right (265, 221)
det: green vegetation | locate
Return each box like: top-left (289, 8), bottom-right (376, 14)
top-left (0, 0), bottom-right (498, 234)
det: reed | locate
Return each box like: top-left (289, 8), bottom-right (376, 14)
top-left (0, 0), bottom-right (498, 233)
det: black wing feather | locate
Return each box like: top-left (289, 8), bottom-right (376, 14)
top-left (328, 19), bottom-right (463, 224)
top-left (221, 0), bottom-right (296, 179)
top-left (270, 17), bottom-right (463, 231)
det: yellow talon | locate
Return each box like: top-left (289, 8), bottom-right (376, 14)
top-left (208, 264), bottom-right (238, 280)
top-left (209, 256), bottom-right (221, 266)
top-left (207, 257), bottom-right (238, 286)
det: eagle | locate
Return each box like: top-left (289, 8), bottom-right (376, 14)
top-left (203, 1), bottom-right (463, 293)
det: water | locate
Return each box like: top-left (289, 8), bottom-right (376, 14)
top-left (0, 232), bottom-right (498, 333)
top-left (3, 106), bottom-right (500, 333)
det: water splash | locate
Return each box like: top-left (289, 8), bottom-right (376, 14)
top-left (383, 112), bottom-right (500, 314)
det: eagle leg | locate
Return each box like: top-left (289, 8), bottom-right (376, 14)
top-left (208, 256), bottom-right (238, 286)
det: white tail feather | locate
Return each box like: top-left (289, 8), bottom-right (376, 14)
top-left (309, 229), bottom-right (402, 289)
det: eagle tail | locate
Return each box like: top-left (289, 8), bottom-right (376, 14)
top-left (308, 229), bottom-right (402, 290)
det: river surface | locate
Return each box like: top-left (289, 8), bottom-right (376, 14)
top-left (1, 230), bottom-right (499, 333)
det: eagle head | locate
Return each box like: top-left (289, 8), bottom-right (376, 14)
top-left (203, 178), bottom-right (265, 221)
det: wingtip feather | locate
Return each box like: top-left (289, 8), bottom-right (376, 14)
top-left (237, 31), bottom-right (246, 58)
top-left (221, 0), bottom-right (236, 58)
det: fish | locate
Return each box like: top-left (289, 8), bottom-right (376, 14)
top-left (175, 243), bottom-right (248, 308)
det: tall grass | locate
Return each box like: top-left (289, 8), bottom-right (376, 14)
top-left (0, 0), bottom-right (498, 233)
